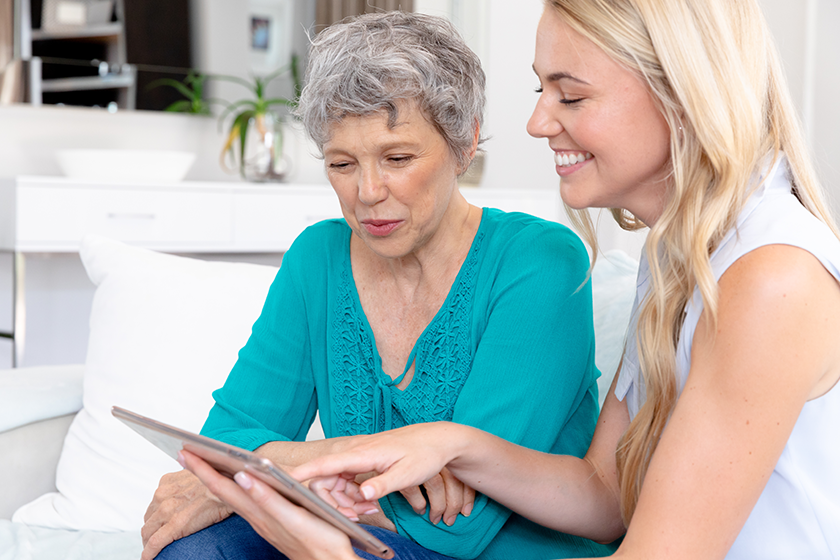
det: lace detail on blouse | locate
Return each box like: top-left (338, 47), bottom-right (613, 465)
top-left (330, 265), bottom-right (378, 436)
top-left (332, 232), bottom-right (486, 437)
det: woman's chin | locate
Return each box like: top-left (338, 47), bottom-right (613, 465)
top-left (559, 189), bottom-right (594, 211)
top-left (358, 236), bottom-right (411, 260)
top-left (559, 182), bottom-right (614, 212)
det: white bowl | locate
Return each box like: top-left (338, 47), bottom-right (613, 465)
top-left (56, 149), bottom-right (197, 183)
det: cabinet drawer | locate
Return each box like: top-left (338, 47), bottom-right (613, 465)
top-left (15, 186), bottom-right (232, 250)
top-left (232, 189), bottom-right (342, 251)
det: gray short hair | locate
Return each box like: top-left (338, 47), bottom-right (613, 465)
top-left (296, 11), bottom-right (486, 169)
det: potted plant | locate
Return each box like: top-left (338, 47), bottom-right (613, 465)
top-left (146, 71), bottom-right (220, 115)
top-left (217, 55), bottom-right (302, 181)
top-left (149, 55), bottom-right (302, 182)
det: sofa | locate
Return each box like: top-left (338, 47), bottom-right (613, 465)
top-left (0, 234), bottom-right (639, 560)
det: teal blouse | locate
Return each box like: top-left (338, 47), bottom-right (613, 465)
top-left (202, 208), bottom-right (615, 559)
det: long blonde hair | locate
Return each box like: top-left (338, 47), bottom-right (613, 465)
top-left (545, 0), bottom-right (839, 525)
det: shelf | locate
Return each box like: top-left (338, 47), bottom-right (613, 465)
top-left (40, 74), bottom-right (134, 92)
top-left (31, 23), bottom-right (123, 41)
top-left (20, 0), bottom-right (134, 109)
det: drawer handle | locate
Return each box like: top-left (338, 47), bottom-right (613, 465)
top-left (107, 213), bottom-right (157, 220)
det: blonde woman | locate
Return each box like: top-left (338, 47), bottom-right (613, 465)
top-left (179, 1), bottom-right (840, 559)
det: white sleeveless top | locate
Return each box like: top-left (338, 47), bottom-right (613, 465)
top-left (615, 155), bottom-right (840, 559)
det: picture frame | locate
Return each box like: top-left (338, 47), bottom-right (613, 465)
top-left (248, 0), bottom-right (293, 75)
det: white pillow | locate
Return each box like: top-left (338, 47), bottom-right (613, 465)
top-left (591, 250), bottom-right (639, 407)
top-left (13, 235), bottom-right (279, 532)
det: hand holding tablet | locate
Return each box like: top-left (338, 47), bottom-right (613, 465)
top-left (112, 406), bottom-right (394, 559)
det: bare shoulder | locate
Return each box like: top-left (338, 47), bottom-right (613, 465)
top-left (719, 243), bottom-right (840, 328)
top-left (722, 243), bottom-right (839, 296)
top-left (703, 243), bottom-right (840, 399)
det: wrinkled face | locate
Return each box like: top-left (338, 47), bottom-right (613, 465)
top-left (527, 8), bottom-right (672, 225)
top-left (324, 103), bottom-right (463, 259)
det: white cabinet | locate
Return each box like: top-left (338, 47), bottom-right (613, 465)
top-left (1, 177), bottom-right (342, 253)
top-left (14, 185), bottom-right (233, 249)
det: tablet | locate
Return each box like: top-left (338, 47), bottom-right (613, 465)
top-left (111, 406), bottom-right (394, 559)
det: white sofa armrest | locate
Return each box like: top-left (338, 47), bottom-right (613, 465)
top-left (0, 412), bottom-right (77, 520)
top-left (0, 364), bottom-right (85, 433)
top-left (0, 364), bottom-right (84, 520)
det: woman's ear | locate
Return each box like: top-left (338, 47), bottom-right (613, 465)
top-left (460, 119), bottom-right (481, 175)
top-left (469, 119), bottom-right (480, 159)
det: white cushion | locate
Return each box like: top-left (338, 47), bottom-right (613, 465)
top-left (13, 235), bottom-right (279, 532)
top-left (591, 250), bottom-right (639, 407)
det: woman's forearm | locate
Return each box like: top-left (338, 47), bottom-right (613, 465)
top-left (291, 419), bottom-right (626, 543)
top-left (442, 423), bottom-right (625, 543)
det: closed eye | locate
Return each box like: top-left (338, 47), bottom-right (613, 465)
top-left (534, 85), bottom-right (582, 105)
top-left (387, 155), bottom-right (413, 165)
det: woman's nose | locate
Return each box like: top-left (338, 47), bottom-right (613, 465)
top-left (358, 167), bottom-right (388, 206)
top-left (526, 96), bottom-right (563, 139)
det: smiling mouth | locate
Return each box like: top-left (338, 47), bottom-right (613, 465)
top-left (554, 151), bottom-right (593, 167)
top-left (361, 219), bottom-right (402, 237)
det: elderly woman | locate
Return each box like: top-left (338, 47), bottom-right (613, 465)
top-left (143, 11), bottom-right (614, 560)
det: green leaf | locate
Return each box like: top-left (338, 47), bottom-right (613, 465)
top-left (190, 75), bottom-right (206, 98)
top-left (219, 99), bottom-right (259, 123)
top-left (146, 78), bottom-right (197, 101)
top-left (191, 100), bottom-right (212, 115)
top-left (210, 73), bottom-right (257, 94)
top-left (164, 100), bottom-right (193, 112)
top-left (263, 98), bottom-right (296, 108)
top-left (221, 109), bottom-right (256, 174)
top-left (145, 77), bottom-right (184, 90)
top-left (254, 76), bottom-right (268, 102)
top-left (291, 53), bottom-right (302, 101)
top-left (236, 112), bottom-right (254, 178)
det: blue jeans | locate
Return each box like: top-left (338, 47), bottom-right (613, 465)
top-left (156, 514), bottom-right (457, 560)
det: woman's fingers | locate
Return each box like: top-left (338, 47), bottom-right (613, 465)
top-left (231, 469), bottom-right (301, 523)
top-left (140, 469), bottom-right (232, 560)
top-left (309, 475), bottom-right (347, 508)
top-left (235, 472), bottom-right (362, 560)
top-left (394, 470), bottom-right (474, 526)
top-left (398, 485), bottom-right (429, 516)
top-left (421, 468), bottom-right (472, 526)
top-left (290, 422), bottom-right (467, 508)
top-left (292, 454), bottom-right (422, 503)
top-left (291, 452), bottom-right (391, 487)
top-left (462, 479), bottom-right (475, 517)
top-left (181, 451), bottom-right (360, 560)
top-left (422, 474), bottom-right (448, 524)
top-left (438, 467), bottom-right (466, 526)
top-left (309, 475), bottom-right (380, 519)
top-left (180, 450), bottom-right (257, 515)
